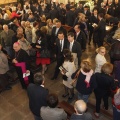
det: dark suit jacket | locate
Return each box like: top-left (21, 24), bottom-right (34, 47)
top-left (67, 41), bottom-right (82, 66)
top-left (49, 9), bottom-right (59, 20)
top-left (27, 83), bottom-right (48, 116)
top-left (107, 4), bottom-right (114, 16)
top-left (51, 26), bottom-right (67, 44)
top-left (55, 38), bottom-right (68, 57)
top-left (99, 7), bottom-right (106, 15)
top-left (94, 18), bottom-right (106, 40)
top-left (83, 10), bottom-right (91, 20)
top-left (75, 31), bottom-right (87, 50)
top-left (66, 10), bottom-right (75, 27)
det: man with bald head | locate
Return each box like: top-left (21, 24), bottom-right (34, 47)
top-left (70, 100), bottom-right (92, 120)
top-left (12, 42), bottom-right (33, 89)
top-left (0, 24), bottom-right (14, 57)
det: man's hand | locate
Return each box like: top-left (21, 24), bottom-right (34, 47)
top-left (12, 59), bottom-right (18, 63)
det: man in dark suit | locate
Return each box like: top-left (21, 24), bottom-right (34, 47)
top-left (66, 6), bottom-right (76, 27)
top-left (74, 2), bottom-right (83, 17)
top-left (89, 9), bottom-right (99, 45)
top-left (27, 73), bottom-right (49, 120)
top-left (58, 3), bottom-right (66, 25)
top-left (51, 31), bottom-right (68, 80)
top-left (67, 32), bottom-right (82, 68)
top-left (50, 20), bottom-right (67, 52)
top-left (74, 24), bottom-right (87, 51)
top-left (114, 0), bottom-right (120, 19)
top-left (83, 6), bottom-right (91, 20)
top-left (94, 13), bottom-right (106, 47)
top-left (107, 0), bottom-right (114, 16)
top-left (49, 6), bottom-right (59, 20)
top-left (99, 2), bottom-right (106, 15)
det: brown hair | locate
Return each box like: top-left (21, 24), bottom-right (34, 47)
top-left (101, 62), bottom-right (113, 74)
top-left (63, 49), bottom-right (73, 62)
top-left (81, 59), bottom-right (92, 73)
top-left (40, 26), bottom-right (47, 34)
top-left (67, 32), bottom-right (74, 37)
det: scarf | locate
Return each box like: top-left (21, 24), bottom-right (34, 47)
top-left (81, 69), bottom-right (93, 88)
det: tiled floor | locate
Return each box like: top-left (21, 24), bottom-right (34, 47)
top-left (0, 44), bottom-right (113, 120)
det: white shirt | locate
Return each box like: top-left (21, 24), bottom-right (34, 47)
top-left (60, 39), bottom-right (64, 51)
top-left (55, 28), bottom-right (59, 35)
top-left (69, 41), bottom-right (74, 52)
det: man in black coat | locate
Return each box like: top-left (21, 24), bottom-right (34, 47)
top-left (89, 9), bottom-right (99, 45)
top-left (27, 73), bottom-right (49, 120)
top-left (66, 6), bottom-right (75, 27)
top-left (49, 6), bottom-right (59, 20)
top-left (50, 20), bottom-right (67, 51)
top-left (107, 1), bottom-right (114, 16)
top-left (67, 32), bottom-right (82, 68)
top-left (51, 31), bottom-right (68, 80)
top-left (58, 3), bottom-right (66, 25)
top-left (74, 24), bottom-right (87, 51)
top-left (94, 13), bottom-right (106, 47)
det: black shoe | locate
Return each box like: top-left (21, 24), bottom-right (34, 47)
top-left (5, 86), bottom-right (12, 90)
top-left (68, 94), bottom-right (74, 100)
top-left (62, 93), bottom-right (69, 98)
top-left (51, 77), bottom-right (56, 80)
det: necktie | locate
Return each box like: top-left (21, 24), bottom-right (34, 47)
top-left (70, 43), bottom-right (72, 52)
top-left (60, 40), bottom-right (62, 51)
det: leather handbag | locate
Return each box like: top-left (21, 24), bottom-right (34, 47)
top-left (71, 70), bottom-right (80, 88)
top-left (40, 49), bottom-right (50, 58)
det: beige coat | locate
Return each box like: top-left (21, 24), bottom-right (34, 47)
top-left (0, 51), bottom-right (9, 74)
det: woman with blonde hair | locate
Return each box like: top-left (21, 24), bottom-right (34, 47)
top-left (71, 59), bottom-right (96, 103)
top-left (25, 21), bottom-right (32, 43)
top-left (94, 62), bottom-right (116, 118)
top-left (46, 19), bottom-right (53, 35)
top-left (95, 46), bottom-right (107, 73)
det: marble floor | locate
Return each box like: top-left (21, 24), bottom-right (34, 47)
top-left (0, 44), bottom-right (113, 120)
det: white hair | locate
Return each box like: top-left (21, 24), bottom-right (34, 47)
top-left (74, 100), bottom-right (87, 114)
top-left (3, 24), bottom-right (8, 29)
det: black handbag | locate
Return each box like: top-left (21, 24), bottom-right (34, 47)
top-left (40, 49), bottom-right (50, 58)
top-left (62, 75), bottom-right (68, 81)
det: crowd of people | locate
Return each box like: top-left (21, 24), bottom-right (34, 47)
top-left (0, 0), bottom-right (120, 120)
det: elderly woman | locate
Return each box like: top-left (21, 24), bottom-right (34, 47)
top-left (46, 19), bottom-right (53, 35)
top-left (17, 33), bottom-right (32, 55)
top-left (0, 44), bottom-right (11, 92)
top-left (25, 21), bottom-right (32, 43)
top-left (71, 59), bottom-right (96, 103)
top-left (95, 46), bottom-right (107, 73)
top-left (94, 63), bottom-right (116, 118)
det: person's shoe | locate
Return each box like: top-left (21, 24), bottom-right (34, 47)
top-left (51, 77), bottom-right (56, 80)
top-left (94, 112), bottom-right (100, 118)
top-left (68, 93), bottom-right (74, 100)
top-left (62, 93), bottom-right (69, 98)
top-left (5, 86), bottom-right (12, 90)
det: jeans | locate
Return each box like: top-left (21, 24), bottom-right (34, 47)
top-left (113, 105), bottom-right (120, 120)
top-left (78, 92), bottom-right (90, 103)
